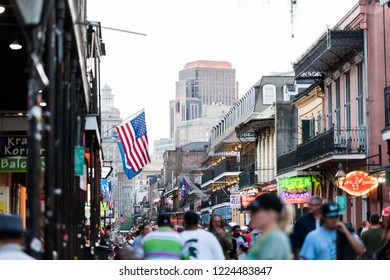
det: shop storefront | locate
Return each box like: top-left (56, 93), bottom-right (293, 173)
top-left (0, 136), bottom-right (45, 222)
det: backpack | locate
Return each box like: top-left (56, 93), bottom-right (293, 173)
top-left (229, 238), bottom-right (237, 260)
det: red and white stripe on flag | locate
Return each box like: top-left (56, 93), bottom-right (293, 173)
top-left (116, 111), bottom-right (151, 172)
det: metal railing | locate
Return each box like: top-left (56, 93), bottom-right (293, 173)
top-left (277, 127), bottom-right (366, 174)
top-left (277, 149), bottom-right (297, 174)
top-left (239, 165), bottom-right (256, 189)
top-left (214, 159), bottom-right (240, 178)
top-left (298, 127), bottom-right (366, 164)
top-left (201, 168), bottom-right (214, 184)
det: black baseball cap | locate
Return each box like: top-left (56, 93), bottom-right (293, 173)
top-left (232, 225), bottom-right (241, 231)
top-left (157, 213), bottom-right (171, 226)
top-left (0, 214), bottom-right (25, 235)
top-left (321, 202), bottom-right (343, 218)
top-left (249, 193), bottom-right (283, 213)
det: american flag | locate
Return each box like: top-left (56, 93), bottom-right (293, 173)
top-left (116, 110), bottom-right (151, 172)
top-left (108, 180), bottom-right (114, 210)
top-left (179, 177), bottom-right (191, 201)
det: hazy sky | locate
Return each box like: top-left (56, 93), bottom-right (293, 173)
top-left (87, 0), bottom-right (358, 151)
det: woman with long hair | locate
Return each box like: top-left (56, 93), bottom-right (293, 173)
top-left (208, 214), bottom-right (232, 260)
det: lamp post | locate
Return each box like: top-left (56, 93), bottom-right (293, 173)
top-left (13, 0), bottom-right (53, 260)
top-left (335, 163), bottom-right (347, 221)
top-left (335, 163), bottom-right (346, 193)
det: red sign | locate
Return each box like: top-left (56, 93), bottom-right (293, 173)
top-left (241, 193), bottom-right (262, 210)
top-left (339, 171), bottom-right (378, 196)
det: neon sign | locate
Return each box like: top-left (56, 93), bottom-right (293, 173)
top-left (278, 176), bottom-right (316, 204)
top-left (241, 193), bottom-right (261, 210)
top-left (338, 171), bottom-right (378, 196)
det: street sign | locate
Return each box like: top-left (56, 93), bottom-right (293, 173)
top-left (74, 146), bottom-right (84, 176)
top-left (0, 157), bottom-right (45, 172)
top-left (336, 195), bottom-right (347, 211)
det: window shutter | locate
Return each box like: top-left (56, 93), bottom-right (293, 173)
top-left (302, 119), bottom-right (310, 143)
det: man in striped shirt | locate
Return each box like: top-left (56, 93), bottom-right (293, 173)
top-left (140, 213), bottom-right (188, 260)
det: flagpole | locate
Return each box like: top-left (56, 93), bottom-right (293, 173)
top-left (118, 108), bottom-right (145, 125)
top-left (101, 108), bottom-right (145, 136)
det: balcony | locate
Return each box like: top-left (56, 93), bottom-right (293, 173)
top-left (293, 29), bottom-right (363, 78)
top-left (214, 159), bottom-right (240, 178)
top-left (201, 168), bottom-right (214, 185)
top-left (239, 164), bottom-right (256, 189)
top-left (277, 127), bottom-right (366, 174)
top-left (277, 149), bottom-right (297, 174)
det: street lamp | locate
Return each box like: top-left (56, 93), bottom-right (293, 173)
top-left (335, 163), bottom-right (346, 192)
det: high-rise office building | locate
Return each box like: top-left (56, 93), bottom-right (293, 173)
top-left (101, 84), bottom-right (123, 220)
top-left (170, 60), bottom-right (238, 146)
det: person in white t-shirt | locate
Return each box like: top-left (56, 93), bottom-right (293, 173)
top-left (231, 225), bottom-right (249, 260)
top-left (114, 230), bottom-right (125, 247)
top-left (181, 211), bottom-right (225, 260)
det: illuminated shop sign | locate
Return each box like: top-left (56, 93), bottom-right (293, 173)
top-left (278, 176), bottom-right (318, 204)
top-left (241, 193), bottom-right (260, 210)
top-left (240, 187), bottom-right (261, 210)
top-left (0, 157), bottom-right (45, 172)
top-left (338, 171), bottom-right (378, 196)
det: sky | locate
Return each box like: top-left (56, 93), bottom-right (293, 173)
top-left (87, 0), bottom-right (358, 152)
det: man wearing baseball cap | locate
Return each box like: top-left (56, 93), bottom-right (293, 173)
top-left (299, 202), bottom-right (365, 260)
top-left (0, 214), bottom-right (35, 260)
top-left (246, 193), bottom-right (292, 260)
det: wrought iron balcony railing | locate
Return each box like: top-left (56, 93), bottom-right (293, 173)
top-left (293, 29), bottom-right (364, 77)
top-left (239, 164), bottom-right (256, 189)
top-left (277, 149), bottom-right (297, 174)
top-left (213, 159), bottom-right (240, 178)
top-left (201, 168), bottom-right (214, 184)
top-left (277, 127), bottom-right (366, 174)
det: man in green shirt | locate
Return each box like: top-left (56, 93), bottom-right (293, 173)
top-left (140, 214), bottom-right (188, 260)
top-left (361, 213), bottom-right (384, 259)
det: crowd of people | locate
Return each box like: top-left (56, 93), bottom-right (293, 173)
top-left (108, 194), bottom-right (390, 260)
top-left (1, 193), bottom-right (390, 260)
